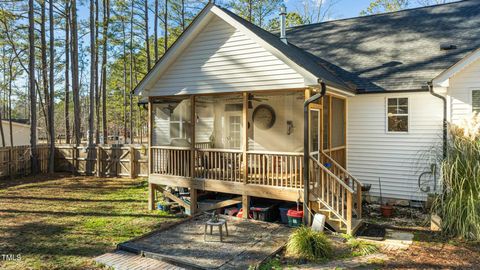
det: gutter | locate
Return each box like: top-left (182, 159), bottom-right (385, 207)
top-left (303, 80), bottom-right (326, 226)
top-left (427, 82), bottom-right (447, 160)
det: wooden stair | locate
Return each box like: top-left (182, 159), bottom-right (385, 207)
top-left (309, 153), bottom-right (364, 235)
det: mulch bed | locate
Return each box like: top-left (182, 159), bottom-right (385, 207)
top-left (378, 232), bottom-right (480, 269)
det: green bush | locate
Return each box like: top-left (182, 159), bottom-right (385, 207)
top-left (434, 117), bottom-right (480, 240)
top-left (342, 235), bottom-right (378, 256)
top-left (286, 226), bottom-right (332, 261)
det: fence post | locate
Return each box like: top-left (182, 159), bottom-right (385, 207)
top-left (97, 146), bottom-right (101, 177)
top-left (130, 146), bottom-right (135, 179)
top-left (71, 145), bottom-right (76, 175)
top-left (8, 147), bottom-right (12, 180)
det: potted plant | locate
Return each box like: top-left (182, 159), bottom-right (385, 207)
top-left (378, 177), bottom-right (393, 217)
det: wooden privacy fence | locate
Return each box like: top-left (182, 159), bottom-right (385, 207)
top-left (0, 144), bottom-right (148, 179)
top-left (0, 145), bottom-right (49, 178)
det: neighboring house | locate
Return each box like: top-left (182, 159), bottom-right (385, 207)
top-left (134, 0), bottom-right (480, 233)
top-left (0, 119), bottom-right (35, 146)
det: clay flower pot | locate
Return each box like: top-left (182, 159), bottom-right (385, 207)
top-left (380, 204), bottom-right (394, 217)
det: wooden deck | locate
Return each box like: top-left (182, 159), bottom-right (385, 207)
top-left (147, 147), bottom-right (362, 234)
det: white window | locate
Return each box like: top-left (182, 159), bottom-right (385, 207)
top-left (387, 97), bottom-right (408, 132)
top-left (472, 90), bottom-right (480, 113)
top-left (170, 107), bottom-right (188, 140)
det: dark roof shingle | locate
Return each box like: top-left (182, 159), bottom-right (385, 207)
top-left (285, 0), bottom-right (480, 92)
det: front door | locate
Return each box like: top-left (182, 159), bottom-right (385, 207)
top-left (226, 115), bottom-right (242, 149)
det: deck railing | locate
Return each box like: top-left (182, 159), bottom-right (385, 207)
top-left (194, 148), bottom-right (243, 182)
top-left (320, 151), bottom-right (362, 218)
top-left (246, 151), bottom-right (303, 188)
top-left (310, 155), bottom-right (354, 231)
top-left (151, 146), bottom-right (191, 177)
top-left (151, 147), bottom-right (303, 188)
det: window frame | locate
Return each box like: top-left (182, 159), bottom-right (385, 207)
top-left (471, 89), bottom-right (480, 113)
top-left (385, 97), bottom-right (410, 134)
top-left (169, 106), bottom-right (188, 140)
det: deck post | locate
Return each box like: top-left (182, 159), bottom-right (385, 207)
top-left (356, 182), bottom-right (362, 218)
top-left (147, 98), bottom-right (153, 210)
top-left (189, 95), bottom-right (197, 215)
top-left (242, 194), bottom-right (250, 219)
top-left (242, 92), bottom-right (249, 219)
top-left (346, 192), bottom-right (352, 234)
top-left (148, 183), bottom-right (156, 210)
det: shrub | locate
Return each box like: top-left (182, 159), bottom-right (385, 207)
top-left (342, 235), bottom-right (378, 256)
top-left (434, 114), bottom-right (480, 240)
top-left (286, 226), bottom-right (332, 261)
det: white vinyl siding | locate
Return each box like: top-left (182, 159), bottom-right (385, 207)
top-left (447, 57), bottom-right (480, 124)
top-left (347, 92), bottom-right (443, 201)
top-left (148, 15), bottom-right (305, 96)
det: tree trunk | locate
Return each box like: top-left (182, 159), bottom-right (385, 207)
top-left (65, 1), bottom-right (71, 144)
top-left (122, 18), bottom-right (128, 144)
top-left (41, 0), bottom-right (50, 142)
top-left (8, 58), bottom-right (13, 147)
top-left (101, 0), bottom-right (110, 143)
top-left (48, 0), bottom-right (56, 173)
top-left (89, 0), bottom-right (95, 148)
top-left (95, 0), bottom-right (100, 144)
top-left (154, 0), bottom-right (158, 61)
top-left (71, 0), bottom-right (81, 145)
top-left (130, 0), bottom-right (134, 144)
top-left (164, 0), bottom-right (168, 51)
top-left (29, 0), bottom-right (38, 173)
top-left (0, 49), bottom-right (6, 148)
top-left (181, 0), bottom-right (185, 30)
top-left (145, 0), bottom-right (151, 70)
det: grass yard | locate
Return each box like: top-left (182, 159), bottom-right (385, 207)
top-left (0, 174), bottom-right (179, 270)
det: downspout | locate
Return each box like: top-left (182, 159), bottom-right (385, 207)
top-left (427, 81), bottom-right (447, 193)
top-left (303, 81), bottom-right (326, 225)
top-left (427, 82), bottom-right (447, 160)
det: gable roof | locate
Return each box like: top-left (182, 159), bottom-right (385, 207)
top-left (433, 47), bottom-right (480, 87)
top-left (285, 0), bottom-right (480, 93)
top-left (133, 2), bottom-right (353, 96)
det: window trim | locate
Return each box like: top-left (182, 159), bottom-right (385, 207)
top-left (169, 106), bottom-right (188, 140)
top-left (385, 97), bottom-right (410, 134)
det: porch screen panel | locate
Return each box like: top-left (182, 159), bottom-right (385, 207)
top-left (249, 91), bottom-right (303, 152)
top-left (195, 94), bottom-right (243, 150)
top-left (152, 98), bottom-right (192, 146)
top-left (331, 97), bottom-right (345, 148)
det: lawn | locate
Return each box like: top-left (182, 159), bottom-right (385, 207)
top-left (0, 173), bottom-right (179, 270)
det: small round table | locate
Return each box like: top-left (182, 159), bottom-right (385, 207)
top-left (204, 219), bottom-right (228, 242)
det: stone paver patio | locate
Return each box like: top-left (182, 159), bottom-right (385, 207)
top-left (118, 214), bottom-right (293, 269)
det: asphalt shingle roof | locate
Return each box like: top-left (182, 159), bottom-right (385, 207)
top-left (285, 0), bottom-right (480, 92)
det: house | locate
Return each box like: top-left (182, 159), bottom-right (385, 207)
top-left (134, 0), bottom-right (480, 233)
top-left (0, 119), bottom-right (35, 146)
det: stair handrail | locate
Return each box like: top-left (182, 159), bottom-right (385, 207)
top-left (309, 155), bottom-right (354, 193)
top-left (320, 151), bottom-right (363, 188)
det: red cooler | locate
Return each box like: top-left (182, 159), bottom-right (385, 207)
top-left (287, 209), bottom-right (303, 227)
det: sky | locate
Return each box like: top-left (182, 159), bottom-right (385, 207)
top-left (284, 0), bottom-right (373, 20)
